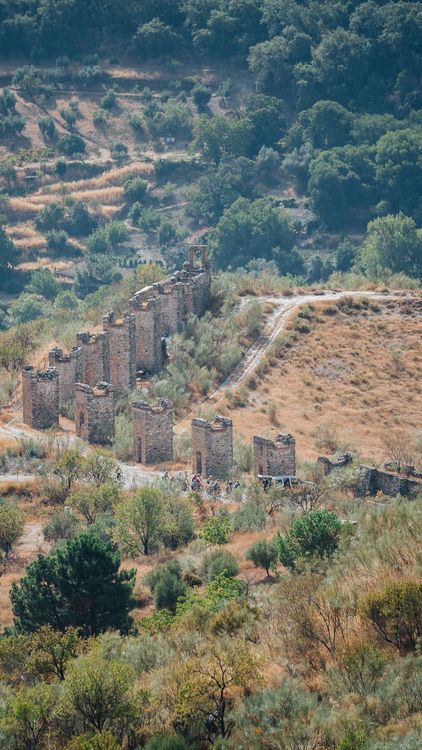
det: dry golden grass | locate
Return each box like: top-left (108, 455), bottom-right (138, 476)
top-left (47, 162), bottom-right (153, 194)
top-left (214, 299), bottom-right (422, 464)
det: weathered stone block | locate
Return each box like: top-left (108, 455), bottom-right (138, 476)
top-left (22, 366), bottom-right (59, 429)
top-left (132, 399), bottom-right (173, 464)
top-left (192, 415), bottom-right (233, 478)
top-left (75, 382), bottom-right (116, 445)
top-left (253, 434), bottom-right (296, 476)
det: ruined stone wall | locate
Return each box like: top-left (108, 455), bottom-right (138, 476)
top-left (75, 382), bottom-right (116, 444)
top-left (22, 366), bottom-right (59, 429)
top-left (192, 416), bottom-right (233, 478)
top-left (356, 465), bottom-right (422, 498)
top-left (128, 293), bottom-right (162, 374)
top-left (132, 399), bottom-right (173, 464)
top-left (48, 346), bottom-right (82, 406)
top-left (76, 332), bottom-right (110, 386)
top-left (253, 434), bottom-right (296, 476)
top-left (102, 312), bottom-right (136, 391)
top-left (316, 453), bottom-right (353, 479)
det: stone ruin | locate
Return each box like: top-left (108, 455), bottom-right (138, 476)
top-left (22, 366), bottom-right (59, 430)
top-left (75, 382), bottom-right (116, 445)
top-left (132, 399), bottom-right (173, 465)
top-left (102, 311), bottom-right (136, 392)
top-left (316, 452), bottom-right (353, 479)
top-left (21, 246), bottom-right (211, 450)
top-left (355, 465), bottom-right (422, 499)
top-left (191, 415), bottom-right (233, 478)
top-left (253, 434), bottom-right (296, 476)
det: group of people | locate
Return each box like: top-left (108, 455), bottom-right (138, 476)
top-left (190, 474), bottom-right (240, 498)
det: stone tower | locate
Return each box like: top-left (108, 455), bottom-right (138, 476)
top-left (76, 331), bottom-right (110, 386)
top-left (75, 382), bottom-right (116, 444)
top-left (191, 415), bottom-right (233, 478)
top-left (48, 346), bottom-right (82, 407)
top-left (22, 366), bottom-right (59, 429)
top-left (128, 290), bottom-right (163, 374)
top-left (102, 311), bottom-right (136, 391)
top-left (132, 399), bottom-right (173, 465)
top-left (253, 434), bottom-right (296, 476)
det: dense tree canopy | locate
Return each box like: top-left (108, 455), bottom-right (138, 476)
top-left (11, 532), bottom-right (136, 635)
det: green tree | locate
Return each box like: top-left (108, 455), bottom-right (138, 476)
top-left (246, 539), bottom-right (277, 576)
top-left (11, 532), bottom-right (135, 635)
top-left (26, 267), bottom-right (59, 300)
top-left (82, 450), bottom-right (119, 486)
top-left (69, 483), bottom-right (121, 525)
top-left (359, 213), bottom-right (422, 279)
top-left (201, 549), bottom-right (239, 581)
top-left (193, 115), bottom-right (254, 163)
top-left (123, 176), bottom-right (148, 204)
top-left (209, 197), bottom-right (296, 270)
top-left (375, 128), bottom-right (422, 214)
top-left (276, 510), bottom-right (342, 569)
top-left (64, 650), bottom-right (134, 733)
top-left (145, 560), bottom-right (187, 613)
top-left (28, 625), bottom-right (80, 681)
top-left (363, 581), bottom-right (422, 653)
top-left (58, 133), bottom-right (85, 156)
top-left (133, 18), bottom-right (180, 59)
top-left (9, 293), bottom-right (49, 325)
top-left (298, 100), bottom-right (354, 149)
top-left (53, 447), bottom-right (84, 494)
top-left (199, 516), bottom-right (232, 545)
top-left (0, 502), bottom-right (25, 559)
top-left (114, 487), bottom-right (163, 556)
top-left (0, 683), bottom-right (58, 750)
top-left (192, 83), bottom-right (211, 112)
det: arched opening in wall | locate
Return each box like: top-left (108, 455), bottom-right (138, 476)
top-left (136, 437), bottom-right (143, 463)
top-left (259, 464), bottom-right (263, 475)
top-left (195, 451), bottom-right (202, 475)
top-left (79, 412), bottom-right (85, 429)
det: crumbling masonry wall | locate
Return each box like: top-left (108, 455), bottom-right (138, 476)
top-left (355, 465), bottom-right (422, 498)
top-left (192, 416), bottom-right (233, 478)
top-left (316, 453), bottom-right (353, 480)
top-left (128, 292), bottom-right (163, 374)
top-left (48, 346), bottom-right (82, 406)
top-left (133, 399), bottom-right (173, 465)
top-left (253, 434), bottom-right (296, 476)
top-left (22, 366), bottom-right (59, 429)
top-left (76, 331), bottom-right (110, 386)
top-left (75, 382), bottom-right (116, 444)
top-left (102, 311), bottom-right (136, 391)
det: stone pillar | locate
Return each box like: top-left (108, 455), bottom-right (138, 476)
top-left (132, 399), bottom-right (173, 465)
top-left (102, 311), bottom-right (136, 391)
top-left (191, 415), bottom-right (233, 478)
top-left (22, 366), bottom-right (59, 429)
top-left (128, 291), bottom-right (163, 374)
top-left (253, 434), bottom-right (296, 477)
top-left (75, 382), bottom-right (116, 445)
top-left (76, 331), bottom-right (110, 386)
top-left (48, 346), bottom-right (82, 406)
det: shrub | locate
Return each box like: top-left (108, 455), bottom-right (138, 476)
top-left (192, 83), bottom-right (212, 112)
top-left (110, 142), bottom-right (128, 162)
top-left (232, 500), bottom-right (267, 532)
top-left (38, 116), bottom-right (55, 139)
top-left (43, 510), bottom-right (82, 542)
top-left (123, 177), bottom-right (148, 204)
top-left (201, 550), bottom-right (239, 582)
top-left (246, 539), bottom-right (278, 576)
top-left (58, 134), bottom-right (85, 156)
top-left (100, 89), bottom-right (116, 110)
top-left (276, 510), bottom-right (342, 569)
top-left (199, 516), bottom-right (232, 545)
top-left (144, 561), bottom-right (186, 613)
top-left (0, 503), bottom-right (25, 558)
top-left (93, 110), bottom-right (107, 128)
top-left (363, 581), bottom-right (422, 653)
